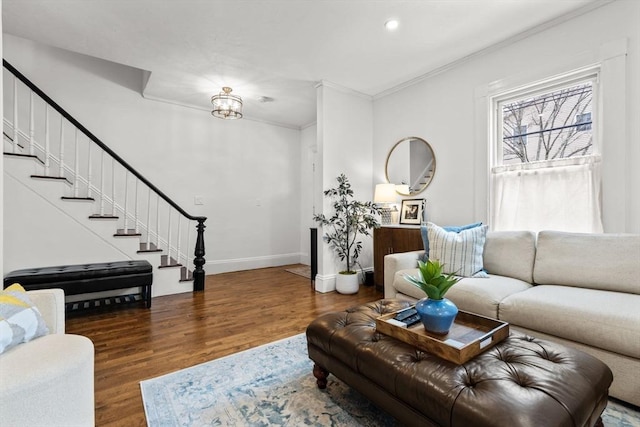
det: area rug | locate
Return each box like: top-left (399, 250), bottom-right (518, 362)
top-left (284, 265), bottom-right (311, 280)
top-left (140, 333), bottom-right (640, 427)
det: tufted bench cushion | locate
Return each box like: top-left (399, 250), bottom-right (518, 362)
top-left (306, 299), bottom-right (613, 427)
top-left (3, 260), bottom-right (153, 309)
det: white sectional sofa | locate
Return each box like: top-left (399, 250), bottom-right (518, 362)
top-left (384, 230), bottom-right (640, 407)
top-left (0, 288), bottom-right (95, 426)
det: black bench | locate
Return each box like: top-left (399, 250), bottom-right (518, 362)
top-left (3, 260), bottom-right (153, 310)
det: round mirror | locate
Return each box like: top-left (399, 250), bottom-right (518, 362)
top-left (385, 137), bottom-right (436, 196)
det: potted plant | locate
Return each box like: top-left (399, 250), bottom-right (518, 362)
top-left (403, 260), bottom-right (461, 334)
top-left (313, 174), bottom-right (381, 294)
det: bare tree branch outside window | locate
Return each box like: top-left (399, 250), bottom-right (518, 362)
top-left (502, 83), bottom-right (593, 164)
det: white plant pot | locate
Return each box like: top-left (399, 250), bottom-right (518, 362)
top-left (335, 272), bottom-right (359, 294)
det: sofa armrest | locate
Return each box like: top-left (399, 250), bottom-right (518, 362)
top-left (384, 250), bottom-right (424, 298)
top-left (0, 334), bottom-right (95, 426)
top-left (27, 289), bottom-right (65, 334)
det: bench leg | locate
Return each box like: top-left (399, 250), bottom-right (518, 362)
top-left (143, 285), bottom-right (152, 308)
top-left (313, 363), bottom-right (329, 389)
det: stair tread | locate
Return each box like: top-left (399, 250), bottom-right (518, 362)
top-left (113, 233), bottom-right (142, 237)
top-left (61, 196), bottom-right (95, 201)
top-left (137, 249), bottom-right (163, 253)
top-left (31, 175), bottom-right (73, 185)
top-left (4, 152), bottom-right (45, 164)
top-left (159, 263), bottom-right (183, 268)
top-left (31, 174), bottom-right (67, 179)
top-left (89, 214), bottom-right (119, 219)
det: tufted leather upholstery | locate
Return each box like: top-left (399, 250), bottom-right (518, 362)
top-left (3, 260), bottom-right (153, 307)
top-left (307, 299), bottom-right (613, 427)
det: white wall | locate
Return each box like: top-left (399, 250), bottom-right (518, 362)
top-left (3, 34), bottom-right (304, 275)
top-left (373, 0), bottom-right (640, 233)
top-left (315, 82), bottom-right (373, 292)
top-left (3, 170), bottom-right (132, 269)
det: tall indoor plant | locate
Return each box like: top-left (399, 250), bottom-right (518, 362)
top-left (404, 260), bottom-right (461, 334)
top-left (313, 174), bottom-right (381, 294)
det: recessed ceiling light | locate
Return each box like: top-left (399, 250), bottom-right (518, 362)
top-left (385, 19), bottom-right (399, 31)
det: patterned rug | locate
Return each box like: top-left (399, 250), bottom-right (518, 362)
top-left (140, 334), bottom-right (640, 427)
top-left (284, 265), bottom-right (311, 280)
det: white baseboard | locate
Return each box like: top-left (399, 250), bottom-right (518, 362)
top-left (205, 253), bottom-right (303, 275)
top-left (314, 274), bottom-right (336, 293)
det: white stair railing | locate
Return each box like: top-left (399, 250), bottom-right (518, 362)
top-left (3, 60), bottom-right (207, 290)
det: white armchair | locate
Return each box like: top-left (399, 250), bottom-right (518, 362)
top-left (0, 289), bottom-right (95, 426)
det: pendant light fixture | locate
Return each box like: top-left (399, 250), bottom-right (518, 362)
top-left (211, 87), bottom-right (243, 119)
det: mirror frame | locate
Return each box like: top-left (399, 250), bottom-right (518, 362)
top-left (385, 136), bottom-right (436, 196)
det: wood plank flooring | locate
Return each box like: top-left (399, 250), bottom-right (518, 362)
top-left (65, 265), bottom-right (383, 427)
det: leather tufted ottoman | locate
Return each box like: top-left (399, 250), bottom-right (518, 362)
top-left (306, 299), bottom-right (613, 427)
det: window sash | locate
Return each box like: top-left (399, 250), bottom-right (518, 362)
top-left (492, 67), bottom-right (600, 168)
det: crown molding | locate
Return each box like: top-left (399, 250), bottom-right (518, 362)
top-left (374, 0), bottom-right (616, 101)
top-left (301, 121), bottom-right (317, 131)
top-left (316, 80), bottom-right (372, 101)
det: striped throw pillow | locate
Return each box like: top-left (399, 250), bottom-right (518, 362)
top-left (0, 283), bottom-right (49, 354)
top-left (426, 222), bottom-right (489, 278)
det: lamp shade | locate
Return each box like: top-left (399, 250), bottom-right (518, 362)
top-left (374, 183), bottom-right (397, 204)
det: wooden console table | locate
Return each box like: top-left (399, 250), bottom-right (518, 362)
top-left (373, 225), bottom-right (423, 292)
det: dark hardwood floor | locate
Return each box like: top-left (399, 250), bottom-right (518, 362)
top-left (65, 265), bottom-right (383, 426)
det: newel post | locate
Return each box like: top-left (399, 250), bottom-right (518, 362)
top-left (193, 218), bottom-right (206, 291)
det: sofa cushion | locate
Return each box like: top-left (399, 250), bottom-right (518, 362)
top-left (393, 269), bottom-right (532, 318)
top-left (427, 222), bottom-right (489, 277)
top-left (533, 231), bottom-right (640, 294)
top-left (420, 222), bottom-right (483, 261)
top-left (500, 285), bottom-right (640, 358)
top-left (0, 284), bottom-right (49, 354)
top-left (445, 275), bottom-right (533, 318)
top-left (483, 231), bottom-right (536, 283)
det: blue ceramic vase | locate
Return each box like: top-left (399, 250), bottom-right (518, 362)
top-left (415, 297), bottom-right (459, 335)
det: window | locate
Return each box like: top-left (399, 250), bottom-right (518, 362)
top-left (500, 81), bottom-right (593, 165)
top-left (490, 68), bottom-right (603, 233)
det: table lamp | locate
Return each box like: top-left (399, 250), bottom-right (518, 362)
top-left (374, 183), bottom-right (397, 225)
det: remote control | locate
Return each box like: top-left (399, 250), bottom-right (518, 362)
top-left (394, 308), bottom-right (418, 322)
top-left (403, 313), bottom-right (421, 327)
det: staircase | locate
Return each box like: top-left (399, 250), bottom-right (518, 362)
top-left (2, 60), bottom-right (206, 298)
top-left (410, 158), bottom-right (435, 193)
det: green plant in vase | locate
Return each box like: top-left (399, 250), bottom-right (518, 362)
top-left (404, 259), bottom-right (461, 334)
top-left (313, 174), bottom-right (381, 294)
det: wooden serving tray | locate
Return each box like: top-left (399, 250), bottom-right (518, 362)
top-left (376, 308), bottom-right (509, 364)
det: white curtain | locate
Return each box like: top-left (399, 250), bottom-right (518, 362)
top-left (491, 155), bottom-right (603, 233)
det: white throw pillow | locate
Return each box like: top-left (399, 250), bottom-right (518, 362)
top-left (427, 222), bottom-right (489, 278)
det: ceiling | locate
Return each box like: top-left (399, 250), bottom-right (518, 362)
top-left (2, 0), bottom-right (604, 129)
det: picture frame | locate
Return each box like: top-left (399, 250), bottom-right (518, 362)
top-left (399, 199), bottom-right (425, 225)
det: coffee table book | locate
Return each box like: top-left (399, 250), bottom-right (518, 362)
top-left (376, 308), bottom-right (509, 364)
